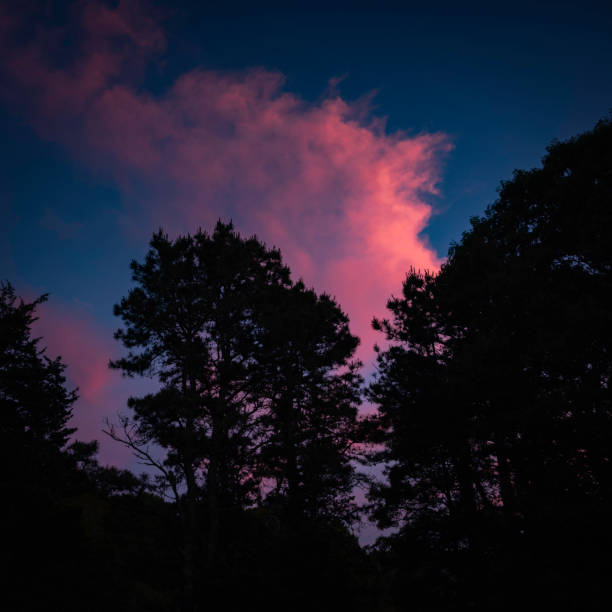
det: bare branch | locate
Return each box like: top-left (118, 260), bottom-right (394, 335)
top-left (103, 415), bottom-right (181, 504)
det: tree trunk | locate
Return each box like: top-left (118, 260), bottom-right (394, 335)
top-left (495, 432), bottom-right (516, 521)
top-left (455, 442), bottom-right (478, 550)
top-left (182, 373), bottom-right (198, 612)
top-left (207, 411), bottom-right (221, 568)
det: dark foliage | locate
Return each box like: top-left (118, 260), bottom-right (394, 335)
top-left (1, 283), bottom-right (181, 611)
top-left (110, 221), bottom-right (365, 610)
top-left (6, 116), bottom-right (612, 612)
top-left (257, 280), bottom-right (363, 526)
top-left (366, 116), bottom-right (612, 610)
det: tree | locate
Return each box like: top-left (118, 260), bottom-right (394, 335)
top-left (0, 282), bottom-right (77, 485)
top-left (0, 282), bottom-right (186, 611)
top-left (257, 280), bottom-right (363, 526)
top-left (110, 221), bottom-right (370, 610)
top-left (0, 283), bottom-right (88, 611)
top-left (367, 116), bottom-right (612, 609)
top-left (366, 269), bottom-right (482, 530)
top-left (109, 221), bottom-right (291, 609)
top-left (441, 116), bottom-right (612, 518)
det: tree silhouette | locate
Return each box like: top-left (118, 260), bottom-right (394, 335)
top-left (10, 115), bottom-right (612, 611)
top-left (109, 221), bottom-right (292, 609)
top-left (367, 116), bottom-right (612, 610)
top-left (1, 282), bottom-right (184, 611)
top-left (257, 280), bottom-right (363, 525)
top-left (109, 221), bottom-right (371, 610)
top-left (366, 269), bottom-right (481, 530)
top-left (1, 282), bottom-right (76, 470)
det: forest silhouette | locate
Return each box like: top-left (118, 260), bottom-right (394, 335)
top-left (2, 116), bottom-right (612, 611)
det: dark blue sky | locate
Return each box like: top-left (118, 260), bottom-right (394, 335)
top-left (4, 1), bottom-right (612, 294)
top-left (1, 0), bottom-right (611, 475)
top-left (158, 1), bottom-right (612, 244)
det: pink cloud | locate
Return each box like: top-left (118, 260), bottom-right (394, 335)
top-left (3, 1), bottom-right (451, 367)
top-left (32, 297), bottom-right (134, 466)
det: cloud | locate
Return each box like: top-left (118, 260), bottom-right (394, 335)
top-left (32, 296), bottom-right (135, 466)
top-left (2, 1), bottom-right (450, 368)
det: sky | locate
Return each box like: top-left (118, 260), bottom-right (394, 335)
top-left (2, 0), bottom-right (612, 475)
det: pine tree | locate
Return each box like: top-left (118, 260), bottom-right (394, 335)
top-left (0, 282), bottom-right (77, 485)
top-left (257, 280), bottom-right (363, 526)
top-left (109, 221), bottom-right (291, 609)
top-left (367, 116), bottom-right (612, 609)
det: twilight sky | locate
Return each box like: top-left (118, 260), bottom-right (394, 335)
top-left (2, 0), bottom-right (612, 467)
